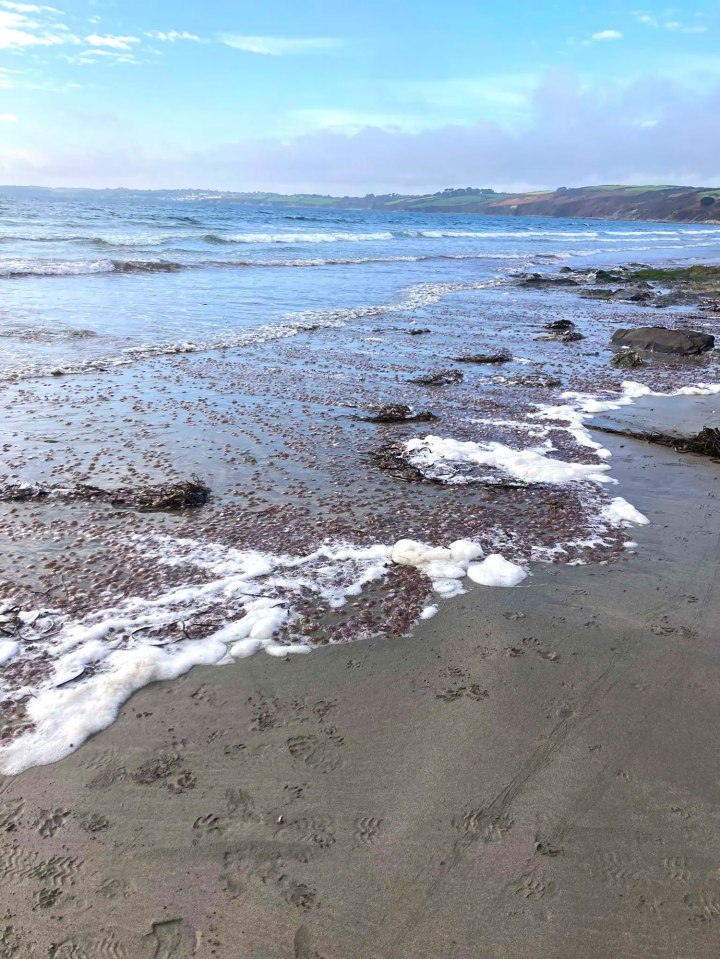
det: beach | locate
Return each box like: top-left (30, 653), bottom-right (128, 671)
top-left (2, 415), bottom-right (720, 957)
top-left (2, 199), bottom-right (720, 955)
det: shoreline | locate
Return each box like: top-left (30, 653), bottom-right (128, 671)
top-left (3, 405), bottom-right (720, 956)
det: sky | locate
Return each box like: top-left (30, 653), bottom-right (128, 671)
top-left (0, 0), bottom-right (719, 193)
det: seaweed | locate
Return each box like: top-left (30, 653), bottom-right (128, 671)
top-left (0, 477), bottom-right (211, 511)
top-left (591, 425), bottom-right (720, 459)
top-left (409, 369), bottom-right (464, 386)
top-left (362, 404), bottom-right (438, 424)
top-left (452, 350), bottom-right (512, 364)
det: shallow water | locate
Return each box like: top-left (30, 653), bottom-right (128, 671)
top-left (1, 194), bottom-right (719, 772)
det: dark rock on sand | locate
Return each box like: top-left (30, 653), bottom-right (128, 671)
top-left (407, 328), bottom-right (431, 336)
top-left (518, 272), bottom-right (579, 288)
top-left (611, 286), bottom-right (654, 303)
top-left (612, 350), bottom-right (646, 369)
top-left (539, 319), bottom-right (584, 343)
top-left (410, 369), bottom-right (464, 386)
top-left (503, 374), bottom-right (562, 389)
top-left (611, 326), bottom-right (715, 356)
top-left (545, 319), bottom-right (575, 332)
top-left (363, 404), bottom-right (438, 424)
top-left (595, 269), bottom-right (623, 282)
top-left (452, 350), bottom-right (512, 364)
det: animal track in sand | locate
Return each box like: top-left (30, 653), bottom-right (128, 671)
top-left (664, 856), bottom-right (691, 882)
top-left (279, 817), bottom-right (336, 849)
top-left (286, 734), bottom-right (345, 773)
top-left (33, 885), bottom-right (61, 909)
top-left (221, 840), bottom-right (315, 909)
top-left (0, 925), bottom-right (22, 959)
top-left (49, 942), bottom-right (87, 959)
top-left (141, 919), bottom-right (198, 958)
top-left (34, 808), bottom-right (70, 838)
top-left (353, 817), bottom-right (383, 844)
top-left (131, 753), bottom-right (181, 785)
top-left (167, 771), bottom-right (197, 794)
top-left (191, 814), bottom-right (224, 842)
top-left (513, 871), bottom-right (557, 901)
top-left (81, 748), bottom-right (120, 771)
top-left (78, 813), bottom-right (110, 833)
top-left (452, 808), bottom-right (513, 844)
top-left (684, 889), bottom-right (720, 925)
top-left (98, 877), bottom-right (132, 899)
top-left (225, 787), bottom-right (265, 826)
top-left (589, 850), bottom-right (639, 885)
top-left (0, 799), bottom-right (24, 833)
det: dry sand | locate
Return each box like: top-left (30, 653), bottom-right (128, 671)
top-left (2, 412), bottom-right (720, 958)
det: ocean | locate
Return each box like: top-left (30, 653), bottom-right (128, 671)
top-left (1, 192), bottom-right (720, 773)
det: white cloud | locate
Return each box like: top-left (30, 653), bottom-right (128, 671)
top-left (0, 2), bottom-right (58, 11)
top-left (85, 33), bottom-right (139, 50)
top-left (0, 6), bottom-right (77, 48)
top-left (146, 30), bottom-right (201, 43)
top-left (633, 12), bottom-right (658, 27)
top-left (218, 35), bottom-right (342, 55)
top-left (664, 21), bottom-right (707, 33)
top-left (0, 112), bottom-right (18, 121)
top-left (591, 29), bottom-right (623, 41)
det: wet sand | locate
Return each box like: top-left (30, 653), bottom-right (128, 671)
top-left (2, 415), bottom-right (720, 958)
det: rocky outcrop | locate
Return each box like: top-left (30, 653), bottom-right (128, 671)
top-left (611, 327), bottom-right (714, 356)
top-left (410, 370), bottom-right (464, 386)
top-left (452, 351), bottom-right (511, 364)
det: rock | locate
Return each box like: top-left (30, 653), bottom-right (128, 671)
top-left (538, 330), bottom-right (585, 343)
top-left (611, 286), bottom-right (653, 303)
top-left (410, 369), bottom-right (464, 386)
top-left (407, 328), bottom-right (431, 336)
top-left (503, 375), bottom-right (562, 389)
top-left (611, 350), bottom-right (646, 369)
top-left (595, 269), bottom-right (622, 282)
top-left (545, 319), bottom-right (575, 332)
top-left (611, 326), bottom-right (714, 356)
top-left (364, 404), bottom-right (437, 423)
top-left (518, 272), bottom-right (579, 288)
top-left (452, 350), bottom-right (511, 364)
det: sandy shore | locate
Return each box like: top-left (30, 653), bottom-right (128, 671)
top-left (2, 404), bottom-right (720, 957)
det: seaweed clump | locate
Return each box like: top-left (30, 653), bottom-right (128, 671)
top-left (0, 477), bottom-right (211, 512)
top-left (591, 425), bottom-right (720, 460)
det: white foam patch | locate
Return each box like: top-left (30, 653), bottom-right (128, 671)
top-left (420, 605), bottom-right (439, 620)
top-left (467, 555), bottom-right (528, 587)
top-left (0, 640), bottom-right (19, 666)
top-left (405, 435), bottom-right (613, 485)
top-left (601, 497), bottom-right (650, 526)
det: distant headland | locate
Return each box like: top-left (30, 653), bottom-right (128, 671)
top-left (1, 184), bottom-right (719, 223)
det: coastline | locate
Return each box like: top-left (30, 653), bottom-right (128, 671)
top-left (3, 413), bottom-right (720, 957)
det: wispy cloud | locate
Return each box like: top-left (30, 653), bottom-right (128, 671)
top-left (0, 112), bottom-right (18, 121)
top-left (0, 3), bottom-right (59, 12)
top-left (0, 7), bottom-right (76, 47)
top-left (633, 11), bottom-right (658, 27)
top-left (633, 11), bottom-right (708, 33)
top-left (218, 35), bottom-right (342, 56)
top-left (146, 30), bottom-right (201, 43)
top-left (591, 29), bottom-right (623, 42)
top-left (85, 33), bottom-right (139, 51)
top-left (664, 21), bottom-right (707, 33)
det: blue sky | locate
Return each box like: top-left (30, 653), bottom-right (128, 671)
top-left (0, 0), bottom-right (718, 191)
